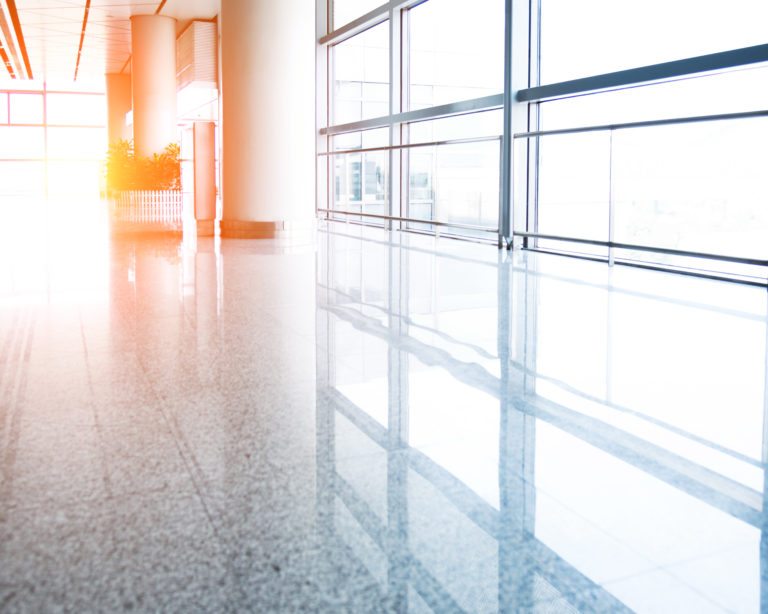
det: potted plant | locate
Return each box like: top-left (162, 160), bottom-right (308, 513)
top-left (105, 139), bottom-right (182, 230)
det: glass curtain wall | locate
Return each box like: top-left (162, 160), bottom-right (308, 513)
top-left (318, 0), bottom-right (768, 283)
top-left (517, 0), bottom-right (768, 283)
top-left (0, 84), bottom-right (106, 197)
top-left (317, 0), bottom-right (505, 243)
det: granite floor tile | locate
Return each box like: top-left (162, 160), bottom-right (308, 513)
top-left (2, 211), bottom-right (767, 612)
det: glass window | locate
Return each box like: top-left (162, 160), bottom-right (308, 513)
top-left (540, 0), bottom-right (768, 83)
top-left (611, 118), bottom-right (768, 261)
top-left (539, 65), bottom-right (768, 132)
top-left (408, 0), bottom-right (503, 110)
top-left (47, 127), bottom-right (106, 159)
top-left (0, 94), bottom-right (7, 124)
top-left (534, 131), bottom-right (611, 254)
top-left (333, 149), bottom-right (389, 220)
top-left (47, 161), bottom-right (102, 194)
top-left (333, 0), bottom-right (385, 30)
top-left (408, 110), bottom-right (503, 144)
top-left (0, 126), bottom-right (45, 158)
top-left (46, 93), bottom-right (106, 126)
top-left (406, 140), bottom-right (499, 237)
top-left (332, 127), bottom-right (388, 151)
top-left (0, 161), bottom-right (45, 194)
top-left (332, 22), bottom-right (389, 125)
top-left (9, 93), bottom-right (43, 124)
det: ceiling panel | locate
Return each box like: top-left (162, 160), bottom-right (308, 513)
top-left (8, 0), bottom-right (218, 87)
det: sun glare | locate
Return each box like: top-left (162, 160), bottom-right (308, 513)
top-left (0, 80), bottom-right (107, 197)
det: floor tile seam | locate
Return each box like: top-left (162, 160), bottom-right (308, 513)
top-left (598, 564), bottom-right (736, 614)
top-left (502, 477), bottom-right (667, 581)
top-left (0, 310), bottom-right (21, 369)
top-left (141, 367), bottom-right (229, 547)
top-left (641, 537), bottom-right (761, 573)
top-left (0, 310), bottom-right (35, 502)
top-left (1, 485), bottom-right (210, 517)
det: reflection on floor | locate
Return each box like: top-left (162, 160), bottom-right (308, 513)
top-left (1, 200), bottom-right (766, 612)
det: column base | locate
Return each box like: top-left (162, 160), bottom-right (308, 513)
top-left (196, 219), bottom-right (216, 237)
top-left (220, 219), bottom-right (315, 243)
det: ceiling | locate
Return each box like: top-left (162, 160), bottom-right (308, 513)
top-left (1, 0), bottom-right (219, 87)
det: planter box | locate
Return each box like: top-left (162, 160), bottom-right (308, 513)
top-left (110, 190), bottom-right (183, 232)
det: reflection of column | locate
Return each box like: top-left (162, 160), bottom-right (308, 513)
top-left (498, 252), bottom-right (536, 613)
top-left (194, 121), bottom-right (217, 236)
top-left (219, 0), bottom-right (314, 240)
top-left (317, 229), bottom-right (336, 539)
top-left (387, 232), bottom-right (409, 611)
top-left (105, 73), bottom-right (132, 144)
top-left (131, 15), bottom-right (177, 157)
top-left (762, 469), bottom-right (768, 614)
top-left (761, 316), bottom-right (768, 613)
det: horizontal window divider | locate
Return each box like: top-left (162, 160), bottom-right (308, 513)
top-left (318, 135), bottom-right (501, 156)
top-left (528, 248), bottom-right (768, 288)
top-left (318, 208), bottom-right (498, 233)
top-left (0, 89), bottom-right (103, 96)
top-left (321, 93), bottom-right (504, 135)
top-left (0, 123), bottom-right (107, 128)
top-left (0, 158), bottom-right (105, 162)
top-left (319, 0), bottom-right (428, 46)
top-left (516, 231), bottom-right (768, 267)
top-left (514, 109), bottom-right (768, 139)
top-left (517, 43), bottom-right (768, 102)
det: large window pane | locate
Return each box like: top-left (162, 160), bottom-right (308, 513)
top-left (612, 118), bottom-right (768, 262)
top-left (0, 161), bottom-right (45, 194)
top-left (333, 149), bottom-right (389, 222)
top-left (332, 22), bottom-right (389, 125)
top-left (408, 0), bottom-right (503, 110)
top-left (534, 131), bottom-right (611, 253)
top-left (0, 94), bottom-right (7, 124)
top-left (406, 140), bottom-right (499, 238)
top-left (47, 161), bottom-right (102, 194)
top-left (333, 0), bottom-right (384, 30)
top-left (9, 93), bottom-right (43, 124)
top-left (332, 127), bottom-right (388, 151)
top-left (540, 65), bottom-right (768, 132)
top-left (46, 93), bottom-right (105, 126)
top-left (0, 126), bottom-right (45, 158)
top-left (47, 127), bottom-right (106, 159)
top-left (540, 0), bottom-right (768, 83)
top-left (408, 109), bottom-right (503, 143)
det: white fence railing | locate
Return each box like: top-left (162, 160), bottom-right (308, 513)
top-left (111, 190), bottom-right (183, 228)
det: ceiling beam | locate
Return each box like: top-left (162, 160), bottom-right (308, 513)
top-left (2, 0), bottom-right (33, 79)
top-left (73, 0), bottom-right (91, 81)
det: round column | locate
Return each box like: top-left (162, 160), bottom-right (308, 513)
top-left (105, 73), bottom-right (132, 144)
top-left (220, 0), bottom-right (315, 241)
top-left (130, 15), bottom-right (177, 157)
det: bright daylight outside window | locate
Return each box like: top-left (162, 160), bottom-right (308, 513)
top-left (529, 0), bottom-right (768, 281)
top-left (322, 0), bottom-right (505, 242)
top-left (0, 83), bottom-right (106, 197)
top-left (320, 0), bottom-right (768, 282)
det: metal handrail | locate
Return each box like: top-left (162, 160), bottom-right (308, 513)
top-left (318, 208), bottom-right (498, 233)
top-left (514, 109), bottom-right (768, 139)
top-left (515, 232), bottom-right (768, 267)
top-left (318, 135), bottom-right (501, 156)
top-left (517, 44), bottom-right (768, 103)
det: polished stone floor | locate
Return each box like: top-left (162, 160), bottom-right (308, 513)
top-left (1, 198), bottom-right (767, 612)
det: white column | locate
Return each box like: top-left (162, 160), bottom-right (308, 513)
top-left (130, 15), bottom-right (177, 157)
top-left (105, 73), bottom-right (131, 145)
top-left (194, 121), bottom-right (217, 236)
top-left (220, 0), bottom-right (315, 241)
